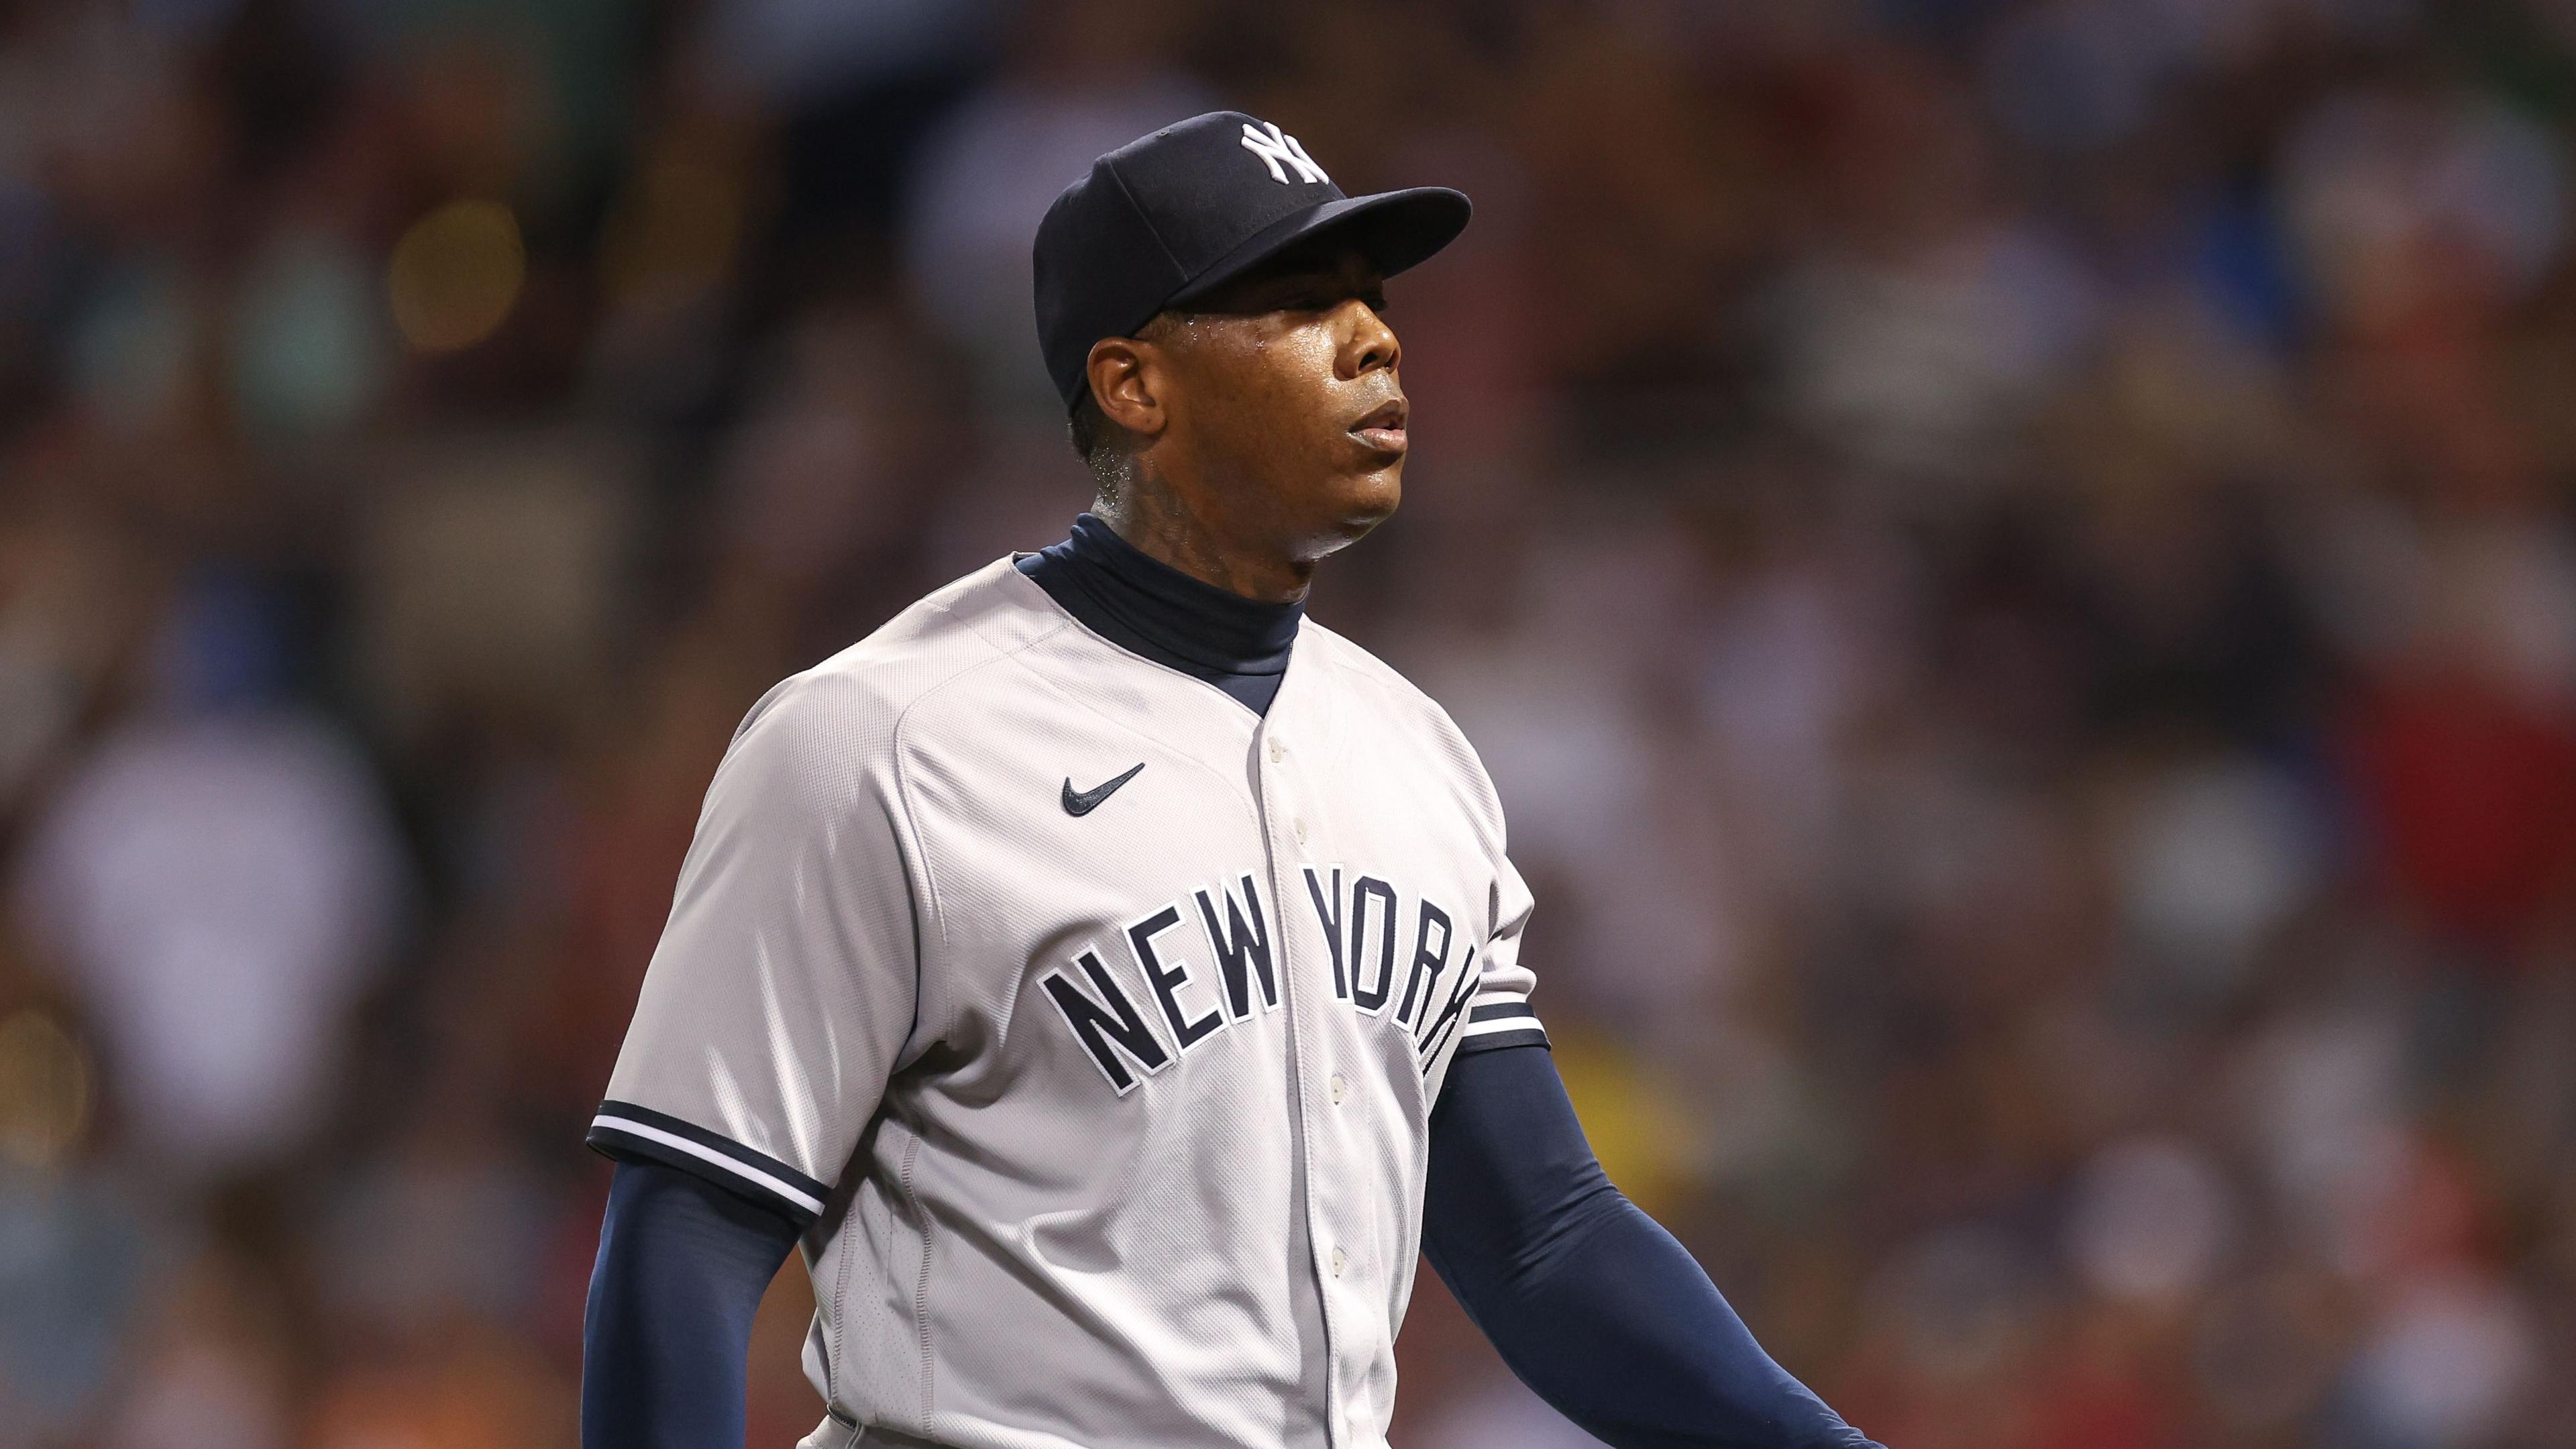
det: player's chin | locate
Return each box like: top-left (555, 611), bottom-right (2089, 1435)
top-left (1330, 456), bottom-right (1403, 527)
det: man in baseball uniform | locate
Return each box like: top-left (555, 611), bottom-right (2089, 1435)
top-left (581, 112), bottom-right (1881, 1449)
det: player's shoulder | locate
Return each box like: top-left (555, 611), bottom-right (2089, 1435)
top-left (727, 557), bottom-right (1067, 767)
top-left (1297, 619), bottom-right (1501, 802)
top-left (1298, 617), bottom-right (1456, 723)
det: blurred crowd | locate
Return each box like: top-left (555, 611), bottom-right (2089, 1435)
top-left (3, 0), bottom-right (2576, 1446)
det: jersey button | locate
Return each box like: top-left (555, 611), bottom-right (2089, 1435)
top-left (1293, 818), bottom-right (1309, 846)
top-left (1329, 1073), bottom-right (1348, 1105)
top-left (1268, 738), bottom-right (1285, 764)
top-left (1330, 1246), bottom-right (1346, 1277)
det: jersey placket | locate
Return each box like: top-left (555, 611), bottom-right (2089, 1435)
top-left (1248, 690), bottom-right (1352, 1449)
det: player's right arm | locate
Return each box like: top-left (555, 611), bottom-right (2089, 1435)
top-left (584, 1159), bottom-right (800, 1449)
top-left (579, 671), bottom-right (926, 1448)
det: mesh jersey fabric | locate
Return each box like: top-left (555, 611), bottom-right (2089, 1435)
top-left (589, 556), bottom-right (1546, 1449)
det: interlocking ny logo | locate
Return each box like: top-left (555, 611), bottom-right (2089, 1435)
top-left (1240, 120), bottom-right (1329, 186)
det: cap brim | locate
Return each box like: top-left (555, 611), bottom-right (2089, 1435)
top-left (1167, 186), bottom-right (1472, 309)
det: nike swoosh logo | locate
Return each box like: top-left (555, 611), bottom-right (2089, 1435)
top-left (1062, 763), bottom-right (1146, 816)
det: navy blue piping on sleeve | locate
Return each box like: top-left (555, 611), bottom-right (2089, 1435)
top-left (1450, 999), bottom-right (1548, 1060)
top-left (584, 1159), bottom-right (802, 1449)
top-left (1422, 1042), bottom-right (1883, 1449)
top-left (586, 1099), bottom-right (828, 1230)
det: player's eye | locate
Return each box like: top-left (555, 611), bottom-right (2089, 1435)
top-left (1298, 290), bottom-right (1387, 315)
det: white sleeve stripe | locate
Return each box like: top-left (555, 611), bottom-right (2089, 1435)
top-left (1460, 1016), bottom-right (1548, 1038)
top-left (590, 1114), bottom-right (828, 1217)
top-left (1470, 991), bottom-right (1529, 1005)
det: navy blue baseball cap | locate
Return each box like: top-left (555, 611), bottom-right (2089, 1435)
top-left (1032, 111), bottom-right (1472, 414)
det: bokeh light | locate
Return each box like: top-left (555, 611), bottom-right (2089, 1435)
top-left (0, 1008), bottom-right (95, 1171)
top-left (388, 199), bottom-right (526, 354)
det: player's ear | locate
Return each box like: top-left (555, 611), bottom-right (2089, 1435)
top-left (1085, 337), bottom-right (1167, 440)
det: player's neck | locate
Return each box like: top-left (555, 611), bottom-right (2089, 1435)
top-left (1094, 478), bottom-right (1318, 605)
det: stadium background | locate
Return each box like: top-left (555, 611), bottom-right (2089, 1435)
top-left (4, 1), bottom-right (2576, 1445)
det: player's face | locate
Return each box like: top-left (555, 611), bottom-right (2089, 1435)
top-left (1148, 239), bottom-right (1406, 560)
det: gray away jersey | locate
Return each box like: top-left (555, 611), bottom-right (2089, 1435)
top-left (590, 557), bottom-right (1547, 1449)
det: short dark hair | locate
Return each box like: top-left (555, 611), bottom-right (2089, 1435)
top-left (1068, 390), bottom-right (1136, 501)
top-left (1068, 390), bottom-right (1114, 462)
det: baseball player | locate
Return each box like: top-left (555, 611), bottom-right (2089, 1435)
top-left (581, 113), bottom-right (1882, 1449)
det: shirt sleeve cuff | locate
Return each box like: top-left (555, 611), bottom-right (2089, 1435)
top-left (586, 1099), bottom-right (830, 1229)
top-left (1453, 998), bottom-right (1549, 1057)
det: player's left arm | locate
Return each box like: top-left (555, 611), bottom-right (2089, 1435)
top-left (1422, 1042), bottom-right (1882, 1449)
top-left (1422, 846), bottom-right (1881, 1449)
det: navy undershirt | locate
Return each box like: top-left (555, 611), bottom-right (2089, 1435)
top-left (584, 1161), bottom-right (800, 1449)
top-left (1016, 512), bottom-right (1301, 716)
top-left (579, 515), bottom-right (1880, 1448)
top-left (1426, 1049), bottom-right (1882, 1448)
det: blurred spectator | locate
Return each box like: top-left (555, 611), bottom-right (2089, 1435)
top-left (15, 580), bottom-right (407, 1181)
top-left (899, 1), bottom-right (1214, 405)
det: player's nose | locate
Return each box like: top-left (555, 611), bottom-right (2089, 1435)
top-left (1338, 300), bottom-right (1399, 380)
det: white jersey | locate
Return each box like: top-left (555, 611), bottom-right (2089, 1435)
top-left (590, 556), bottom-right (1548, 1449)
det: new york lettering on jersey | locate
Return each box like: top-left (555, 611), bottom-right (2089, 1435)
top-left (1037, 866), bottom-right (1491, 1095)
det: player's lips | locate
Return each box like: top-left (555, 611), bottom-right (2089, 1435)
top-left (1349, 398), bottom-right (1408, 453)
